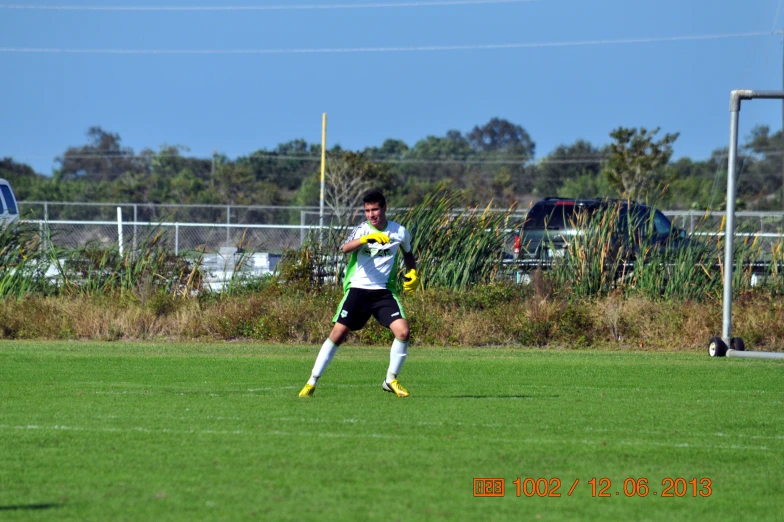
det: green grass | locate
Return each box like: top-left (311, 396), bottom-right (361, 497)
top-left (1, 343), bottom-right (782, 521)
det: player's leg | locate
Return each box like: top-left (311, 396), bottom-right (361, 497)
top-left (312, 322), bottom-right (351, 382)
top-left (299, 289), bottom-right (369, 397)
top-left (387, 318), bottom-right (409, 381)
top-left (299, 322), bottom-right (350, 397)
top-left (370, 292), bottom-right (411, 398)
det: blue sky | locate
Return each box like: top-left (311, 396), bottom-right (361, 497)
top-left (0, 0), bottom-right (783, 176)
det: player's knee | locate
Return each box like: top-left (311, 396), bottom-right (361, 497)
top-left (394, 324), bottom-right (410, 341)
top-left (329, 324), bottom-right (350, 345)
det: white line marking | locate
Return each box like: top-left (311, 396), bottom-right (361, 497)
top-left (57, 415), bottom-right (784, 441)
top-left (0, 424), bottom-right (776, 451)
top-left (61, 381), bottom-right (784, 396)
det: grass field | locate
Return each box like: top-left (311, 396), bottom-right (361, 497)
top-left (1, 342), bottom-right (782, 521)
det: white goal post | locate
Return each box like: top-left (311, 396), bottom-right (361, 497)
top-left (716, 90), bottom-right (784, 359)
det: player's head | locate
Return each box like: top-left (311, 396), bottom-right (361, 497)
top-left (362, 190), bottom-right (386, 209)
top-left (363, 190), bottom-right (387, 228)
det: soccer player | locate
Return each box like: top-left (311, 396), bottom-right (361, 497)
top-left (299, 190), bottom-right (418, 398)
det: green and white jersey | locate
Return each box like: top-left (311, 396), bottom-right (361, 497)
top-left (342, 220), bottom-right (412, 293)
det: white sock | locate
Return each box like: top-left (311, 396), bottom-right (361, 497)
top-left (386, 338), bottom-right (408, 383)
top-left (308, 339), bottom-right (338, 386)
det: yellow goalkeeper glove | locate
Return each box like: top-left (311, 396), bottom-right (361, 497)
top-left (403, 268), bottom-right (418, 292)
top-left (360, 231), bottom-right (390, 245)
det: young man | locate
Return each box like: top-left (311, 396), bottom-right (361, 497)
top-left (299, 190), bottom-right (417, 398)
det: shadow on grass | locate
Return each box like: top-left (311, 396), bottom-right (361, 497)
top-left (0, 503), bottom-right (62, 511)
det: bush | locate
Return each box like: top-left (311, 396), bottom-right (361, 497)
top-left (1, 285), bottom-right (784, 350)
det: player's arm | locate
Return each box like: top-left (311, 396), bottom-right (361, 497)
top-left (402, 250), bottom-right (418, 292)
top-left (403, 250), bottom-right (416, 272)
top-left (342, 238), bottom-right (364, 254)
top-left (342, 231), bottom-right (390, 254)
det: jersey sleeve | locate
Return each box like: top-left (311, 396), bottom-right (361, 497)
top-left (400, 227), bottom-right (412, 253)
top-left (343, 224), bottom-right (365, 247)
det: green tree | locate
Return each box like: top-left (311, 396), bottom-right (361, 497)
top-left (294, 172), bottom-right (321, 207)
top-left (388, 132), bottom-right (472, 188)
top-left (602, 127), bottom-right (679, 201)
top-left (57, 127), bottom-right (148, 183)
top-left (664, 153), bottom-right (727, 209)
top-left (558, 171), bottom-right (613, 199)
top-left (739, 125), bottom-right (783, 209)
top-left (467, 117), bottom-right (535, 159)
top-left (239, 139), bottom-right (321, 191)
top-left (533, 139), bottom-right (605, 197)
top-left (410, 133), bottom-right (473, 160)
top-left (363, 139), bottom-right (410, 158)
top-left (0, 158), bottom-right (46, 201)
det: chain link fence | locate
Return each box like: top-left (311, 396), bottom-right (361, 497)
top-left (18, 201), bottom-right (322, 226)
top-left (20, 200), bottom-right (784, 229)
top-left (18, 201), bottom-right (784, 255)
top-left (25, 220), bottom-right (312, 255)
top-left (664, 210), bottom-right (784, 235)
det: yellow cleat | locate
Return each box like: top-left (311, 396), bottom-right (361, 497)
top-left (382, 379), bottom-right (410, 398)
top-left (298, 384), bottom-right (316, 397)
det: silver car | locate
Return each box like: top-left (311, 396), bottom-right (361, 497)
top-left (0, 178), bottom-right (19, 227)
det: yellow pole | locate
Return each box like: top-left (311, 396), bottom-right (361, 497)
top-left (319, 113), bottom-right (327, 237)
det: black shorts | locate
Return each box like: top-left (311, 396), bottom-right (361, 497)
top-left (332, 288), bottom-right (407, 331)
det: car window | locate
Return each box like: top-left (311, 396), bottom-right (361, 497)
top-left (0, 190), bottom-right (5, 213)
top-left (0, 185), bottom-right (17, 214)
top-left (652, 210), bottom-right (671, 236)
top-left (524, 202), bottom-right (594, 230)
top-left (619, 206), bottom-right (638, 232)
top-left (624, 206), bottom-right (672, 236)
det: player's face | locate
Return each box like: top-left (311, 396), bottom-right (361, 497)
top-left (364, 202), bottom-right (386, 228)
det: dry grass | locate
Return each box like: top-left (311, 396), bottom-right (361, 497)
top-left (588, 296), bottom-right (719, 349)
top-left (3, 288), bottom-right (784, 352)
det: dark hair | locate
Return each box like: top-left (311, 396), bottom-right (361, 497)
top-left (362, 190), bottom-right (386, 207)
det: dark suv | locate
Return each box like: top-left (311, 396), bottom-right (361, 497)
top-left (514, 197), bottom-right (686, 268)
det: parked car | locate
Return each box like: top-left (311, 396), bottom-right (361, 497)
top-left (513, 197), bottom-right (689, 267)
top-left (0, 178), bottom-right (19, 227)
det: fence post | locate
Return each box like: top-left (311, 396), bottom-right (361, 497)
top-left (133, 204), bottom-right (138, 252)
top-left (175, 224), bottom-right (179, 256)
top-left (226, 205), bottom-right (230, 248)
top-left (117, 207), bottom-right (124, 256)
top-left (43, 201), bottom-right (49, 252)
top-left (301, 210), bottom-right (306, 247)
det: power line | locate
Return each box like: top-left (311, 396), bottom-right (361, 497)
top-left (19, 149), bottom-right (784, 163)
top-left (5, 151), bottom-right (534, 161)
top-left (0, 0), bottom-right (540, 11)
top-left (4, 151), bottom-right (608, 165)
top-left (11, 147), bottom-right (784, 165)
top-left (12, 146), bottom-right (784, 165)
top-left (0, 31), bottom-right (773, 55)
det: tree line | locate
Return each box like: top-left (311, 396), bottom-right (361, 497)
top-left (2, 118), bottom-right (784, 221)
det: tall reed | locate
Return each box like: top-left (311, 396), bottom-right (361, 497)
top-left (394, 189), bottom-right (517, 290)
top-left (0, 222), bottom-right (51, 298)
top-left (277, 224), bottom-right (353, 291)
top-left (547, 204), bottom-right (629, 297)
top-left (545, 202), bottom-right (784, 301)
top-left (49, 226), bottom-right (203, 297)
